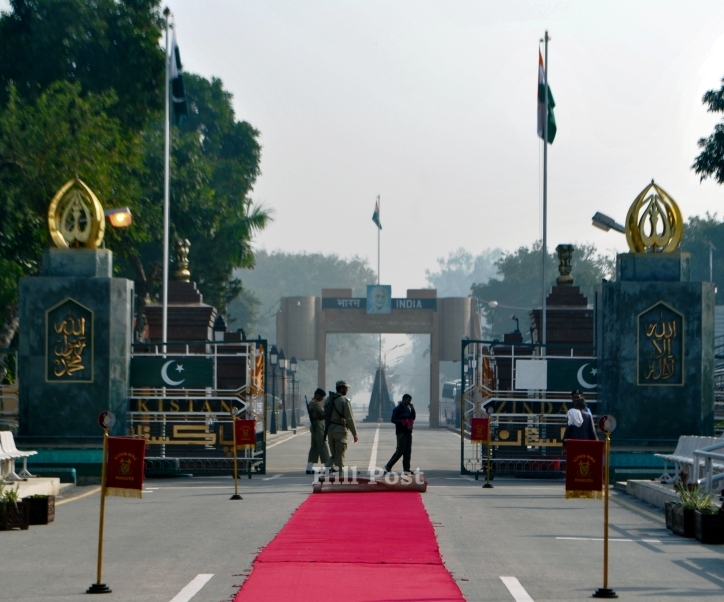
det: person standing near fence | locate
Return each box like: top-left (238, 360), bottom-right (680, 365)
top-left (384, 394), bottom-right (416, 474)
top-left (306, 388), bottom-right (330, 474)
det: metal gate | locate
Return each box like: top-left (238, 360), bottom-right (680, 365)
top-left (460, 339), bottom-right (597, 476)
top-left (128, 339), bottom-right (267, 475)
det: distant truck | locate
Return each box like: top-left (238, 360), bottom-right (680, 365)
top-left (440, 380), bottom-right (461, 426)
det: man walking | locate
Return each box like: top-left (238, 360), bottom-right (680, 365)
top-left (384, 394), bottom-right (415, 474)
top-left (324, 380), bottom-right (358, 471)
top-left (306, 388), bottom-right (330, 474)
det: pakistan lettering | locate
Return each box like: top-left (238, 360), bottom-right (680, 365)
top-left (53, 311), bottom-right (87, 377)
top-left (644, 314), bottom-right (677, 381)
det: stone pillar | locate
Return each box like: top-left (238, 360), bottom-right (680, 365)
top-left (18, 248), bottom-right (134, 444)
top-left (430, 306), bottom-right (440, 427)
top-left (598, 253), bottom-right (715, 446)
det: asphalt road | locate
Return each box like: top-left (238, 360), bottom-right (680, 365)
top-left (1, 416), bottom-right (723, 601)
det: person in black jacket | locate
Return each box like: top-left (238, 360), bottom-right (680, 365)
top-left (563, 397), bottom-right (598, 443)
top-left (384, 394), bottom-right (416, 473)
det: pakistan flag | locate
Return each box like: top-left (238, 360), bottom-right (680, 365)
top-left (546, 359), bottom-right (597, 392)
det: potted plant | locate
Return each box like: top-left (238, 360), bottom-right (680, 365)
top-left (694, 500), bottom-right (724, 545)
top-left (0, 482), bottom-right (30, 530)
top-left (23, 493), bottom-right (55, 525)
top-left (671, 481), bottom-right (713, 538)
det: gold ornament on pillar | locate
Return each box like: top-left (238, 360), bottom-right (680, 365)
top-left (625, 181), bottom-right (683, 253)
top-left (47, 178), bottom-right (105, 249)
top-left (174, 238), bottom-right (191, 281)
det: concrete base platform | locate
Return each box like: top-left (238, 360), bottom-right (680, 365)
top-left (621, 479), bottom-right (678, 509)
top-left (10, 477), bottom-right (66, 498)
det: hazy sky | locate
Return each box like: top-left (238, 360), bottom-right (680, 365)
top-left (15, 0), bottom-right (724, 296)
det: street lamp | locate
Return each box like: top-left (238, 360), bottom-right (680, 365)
top-left (104, 207), bottom-right (133, 228)
top-left (289, 356), bottom-right (298, 429)
top-left (213, 315), bottom-right (226, 342)
top-left (278, 348), bottom-right (288, 431)
top-left (591, 212), bottom-right (625, 233)
top-left (488, 301), bottom-right (498, 339)
top-left (269, 345), bottom-right (278, 434)
top-left (510, 314), bottom-right (520, 333)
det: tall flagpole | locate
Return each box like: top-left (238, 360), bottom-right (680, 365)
top-left (377, 194), bottom-right (382, 422)
top-left (541, 30), bottom-right (549, 357)
top-left (162, 8), bottom-right (171, 353)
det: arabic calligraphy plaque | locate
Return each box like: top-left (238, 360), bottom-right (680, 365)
top-left (637, 301), bottom-right (684, 386)
top-left (46, 298), bottom-right (94, 382)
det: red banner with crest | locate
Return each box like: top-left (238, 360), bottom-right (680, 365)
top-left (565, 439), bottom-right (604, 499)
top-left (470, 417), bottom-right (489, 443)
top-left (105, 437), bottom-right (146, 499)
top-left (234, 419), bottom-right (256, 449)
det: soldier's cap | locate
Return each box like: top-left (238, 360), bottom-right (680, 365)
top-left (314, 388), bottom-right (326, 397)
top-left (336, 380), bottom-right (350, 388)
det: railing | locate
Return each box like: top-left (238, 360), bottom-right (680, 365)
top-left (693, 440), bottom-right (724, 492)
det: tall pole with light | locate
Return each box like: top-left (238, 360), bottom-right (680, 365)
top-left (488, 301), bottom-right (498, 339)
top-left (290, 356), bottom-right (297, 429)
top-left (279, 348), bottom-right (288, 431)
top-left (269, 345), bottom-right (278, 434)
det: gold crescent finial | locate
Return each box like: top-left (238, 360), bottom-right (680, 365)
top-left (47, 178), bottom-right (105, 249)
top-left (625, 181), bottom-right (683, 253)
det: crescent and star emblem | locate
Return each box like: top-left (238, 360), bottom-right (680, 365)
top-left (576, 363), bottom-right (597, 390)
top-left (161, 360), bottom-right (185, 386)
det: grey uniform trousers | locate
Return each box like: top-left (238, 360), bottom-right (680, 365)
top-left (307, 422), bottom-right (330, 464)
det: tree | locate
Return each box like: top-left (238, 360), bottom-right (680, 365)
top-left (0, 0), bottom-right (165, 131)
top-left (680, 214), bottom-right (724, 303)
top-left (693, 77), bottom-right (724, 184)
top-left (425, 248), bottom-right (502, 297)
top-left (471, 242), bottom-right (614, 339)
top-left (0, 81), bottom-right (144, 355)
top-left (111, 73), bottom-right (270, 335)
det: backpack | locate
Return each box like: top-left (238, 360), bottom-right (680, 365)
top-left (323, 392), bottom-right (346, 436)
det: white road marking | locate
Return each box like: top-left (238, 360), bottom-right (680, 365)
top-left (266, 433), bottom-right (299, 449)
top-left (368, 426), bottom-right (381, 474)
top-left (169, 574), bottom-right (214, 602)
top-left (500, 576), bottom-right (534, 602)
top-left (262, 474), bottom-right (283, 481)
top-left (556, 537), bottom-right (661, 543)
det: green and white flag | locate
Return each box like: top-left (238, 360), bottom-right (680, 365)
top-left (372, 198), bottom-right (382, 229)
top-left (170, 32), bottom-right (188, 126)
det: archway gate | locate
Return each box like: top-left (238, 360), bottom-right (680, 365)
top-left (277, 289), bottom-right (480, 427)
top-left (460, 339), bottom-right (598, 475)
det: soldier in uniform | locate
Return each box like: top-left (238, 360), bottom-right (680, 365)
top-left (306, 388), bottom-right (330, 474)
top-left (324, 380), bottom-right (358, 471)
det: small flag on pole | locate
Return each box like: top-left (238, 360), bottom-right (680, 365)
top-left (105, 437), bottom-right (146, 499)
top-left (537, 51), bottom-right (556, 144)
top-left (372, 198), bottom-right (382, 230)
top-left (170, 31), bottom-right (188, 126)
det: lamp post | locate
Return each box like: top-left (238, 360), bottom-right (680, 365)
top-left (487, 301), bottom-right (498, 339)
top-left (269, 345), bottom-right (278, 434)
top-left (279, 348), bottom-right (288, 431)
top-left (591, 211), bottom-right (625, 233)
top-left (290, 356), bottom-right (297, 429)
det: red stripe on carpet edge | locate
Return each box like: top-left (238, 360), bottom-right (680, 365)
top-left (234, 492), bottom-right (465, 601)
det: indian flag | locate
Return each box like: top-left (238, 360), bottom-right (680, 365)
top-left (537, 51), bottom-right (556, 144)
top-left (372, 198), bottom-right (382, 230)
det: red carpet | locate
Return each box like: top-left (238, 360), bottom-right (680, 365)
top-left (234, 492), bottom-right (464, 602)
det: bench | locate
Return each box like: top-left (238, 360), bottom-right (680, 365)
top-left (0, 431), bottom-right (36, 481)
top-left (655, 435), bottom-right (722, 484)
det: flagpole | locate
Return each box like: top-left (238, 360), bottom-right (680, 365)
top-left (162, 8), bottom-right (171, 354)
top-left (377, 194), bottom-right (382, 423)
top-left (541, 30), bottom-right (549, 358)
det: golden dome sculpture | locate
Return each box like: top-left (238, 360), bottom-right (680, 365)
top-left (47, 178), bottom-right (105, 249)
top-left (625, 180), bottom-right (683, 253)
